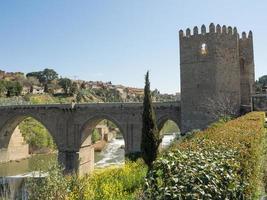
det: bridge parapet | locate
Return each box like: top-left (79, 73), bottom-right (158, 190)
top-left (0, 101), bottom-right (180, 109)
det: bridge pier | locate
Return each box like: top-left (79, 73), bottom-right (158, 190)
top-left (58, 151), bottom-right (80, 174)
top-left (58, 146), bottom-right (95, 175)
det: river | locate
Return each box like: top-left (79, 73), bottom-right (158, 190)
top-left (94, 133), bottom-right (177, 168)
top-left (0, 133), bottom-right (177, 199)
top-left (0, 133), bottom-right (177, 177)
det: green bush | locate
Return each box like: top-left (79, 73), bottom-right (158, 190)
top-left (77, 160), bottom-right (147, 200)
top-left (26, 164), bottom-right (68, 200)
top-left (143, 112), bottom-right (266, 199)
top-left (91, 128), bottom-right (101, 144)
top-left (26, 160), bottom-right (147, 200)
top-left (160, 120), bottom-right (180, 135)
top-left (19, 117), bottom-right (55, 149)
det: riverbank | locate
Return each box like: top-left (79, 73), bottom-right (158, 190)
top-left (0, 153), bottom-right (57, 177)
top-left (92, 140), bottom-right (107, 152)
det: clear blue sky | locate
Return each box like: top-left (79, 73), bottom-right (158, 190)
top-left (0, 0), bottom-right (266, 94)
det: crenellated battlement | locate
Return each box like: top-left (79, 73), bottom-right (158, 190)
top-left (179, 23), bottom-right (252, 40)
top-left (180, 22), bottom-right (255, 133)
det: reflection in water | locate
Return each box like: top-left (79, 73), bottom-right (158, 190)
top-left (0, 154), bottom-right (57, 177)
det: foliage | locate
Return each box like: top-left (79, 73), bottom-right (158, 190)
top-left (26, 160), bottom-right (147, 200)
top-left (255, 75), bottom-right (267, 93)
top-left (76, 91), bottom-right (82, 103)
top-left (58, 78), bottom-right (72, 94)
top-left (69, 160), bottom-right (147, 200)
top-left (259, 75), bottom-right (267, 85)
top-left (144, 148), bottom-right (243, 199)
top-left (125, 152), bottom-right (142, 161)
top-left (19, 117), bottom-right (55, 149)
top-left (70, 82), bottom-right (79, 96)
top-left (25, 94), bottom-right (59, 104)
top-left (141, 71), bottom-right (161, 168)
top-left (0, 80), bottom-right (6, 96)
top-left (205, 94), bottom-right (239, 120)
top-left (0, 96), bottom-right (30, 106)
top-left (91, 128), bottom-right (101, 144)
top-left (27, 68), bottom-right (58, 85)
top-left (143, 112), bottom-right (266, 199)
top-left (26, 163), bottom-right (68, 200)
top-left (81, 81), bottom-right (86, 89)
top-left (5, 81), bottom-right (22, 97)
top-left (160, 120), bottom-right (180, 135)
top-left (91, 88), bottom-right (123, 102)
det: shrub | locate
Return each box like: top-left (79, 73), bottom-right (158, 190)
top-left (91, 128), bottom-right (101, 144)
top-left (20, 117), bottom-right (56, 150)
top-left (26, 164), bottom-right (68, 200)
top-left (26, 160), bottom-right (147, 200)
top-left (143, 112), bottom-right (266, 199)
top-left (76, 160), bottom-right (147, 200)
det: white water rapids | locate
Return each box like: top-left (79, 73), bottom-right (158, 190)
top-left (94, 133), bottom-right (177, 168)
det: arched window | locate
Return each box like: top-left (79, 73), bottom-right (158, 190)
top-left (200, 43), bottom-right (208, 55)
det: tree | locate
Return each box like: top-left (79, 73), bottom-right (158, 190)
top-left (5, 81), bottom-right (22, 97)
top-left (204, 93), bottom-right (239, 122)
top-left (58, 78), bottom-right (72, 94)
top-left (259, 75), bottom-right (267, 85)
top-left (42, 68), bottom-right (58, 83)
top-left (26, 71), bottom-right (43, 80)
top-left (76, 91), bottom-right (82, 103)
top-left (0, 80), bottom-right (6, 97)
top-left (26, 68), bottom-right (58, 85)
top-left (80, 81), bottom-right (86, 89)
top-left (255, 75), bottom-right (267, 93)
top-left (141, 71), bottom-right (161, 169)
top-left (70, 82), bottom-right (78, 96)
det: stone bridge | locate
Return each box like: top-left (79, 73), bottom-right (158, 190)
top-left (0, 101), bottom-right (180, 174)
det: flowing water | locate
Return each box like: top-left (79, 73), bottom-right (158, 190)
top-left (95, 138), bottom-right (125, 168)
top-left (0, 134), bottom-right (176, 199)
top-left (94, 133), bottom-right (177, 168)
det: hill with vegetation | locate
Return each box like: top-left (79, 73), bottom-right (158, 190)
top-left (0, 68), bottom-right (179, 106)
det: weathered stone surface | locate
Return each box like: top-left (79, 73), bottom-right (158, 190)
top-left (179, 24), bottom-right (255, 133)
top-left (0, 102), bottom-right (180, 174)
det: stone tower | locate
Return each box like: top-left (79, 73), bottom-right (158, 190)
top-left (179, 23), bottom-right (255, 133)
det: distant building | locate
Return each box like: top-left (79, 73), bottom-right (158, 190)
top-left (31, 86), bottom-right (44, 94)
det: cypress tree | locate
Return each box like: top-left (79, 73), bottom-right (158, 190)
top-left (141, 71), bottom-right (161, 168)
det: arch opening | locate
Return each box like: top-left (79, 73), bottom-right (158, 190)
top-left (79, 116), bottom-right (125, 174)
top-left (200, 43), bottom-right (208, 55)
top-left (158, 119), bottom-right (180, 149)
top-left (0, 116), bottom-right (58, 176)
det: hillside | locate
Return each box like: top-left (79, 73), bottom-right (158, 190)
top-left (0, 68), bottom-right (179, 105)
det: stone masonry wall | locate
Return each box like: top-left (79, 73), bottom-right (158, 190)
top-left (180, 23), bottom-right (254, 133)
top-left (0, 127), bottom-right (29, 163)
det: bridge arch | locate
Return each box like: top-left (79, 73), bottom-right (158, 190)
top-left (79, 114), bottom-right (125, 147)
top-left (0, 114), bottom-right (59, 150)
top-left (157, 115), bottom-right (181, 133)
top-left (78, 114), bottom-right (126, 175)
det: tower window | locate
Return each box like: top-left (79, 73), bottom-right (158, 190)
top-left (200, 43), bottom-right (208, 55)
